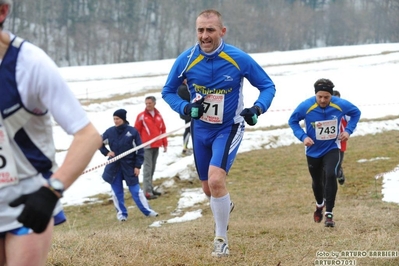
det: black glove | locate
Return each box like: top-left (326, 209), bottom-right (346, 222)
top-left (240, 106), bottom-right (262, 126)
top-left (9, 186), bottom-right (59, 234)
top-left (184, 98), bottom-right (205, 119)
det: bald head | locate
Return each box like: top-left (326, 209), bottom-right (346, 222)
top-left (197, 9), bottom-right (223, 29)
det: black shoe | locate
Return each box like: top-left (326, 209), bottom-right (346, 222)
top-left (145, 192), bottom-right (158, 200)
top-left (324, 213), bottom-right (335, 227)
top-left (152, 190), bottom-right (162, 196)
top-left (337, 174), bottom-right (345, 185)
top-left (182, 149), bottom-right (193, 156)
top-left (337, 168), bottom-right (345, 185)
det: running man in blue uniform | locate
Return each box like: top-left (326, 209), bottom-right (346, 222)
top-left (162, 9), bottom-right (275, 257)
top-left (288, 79), bottom-right (361, 227)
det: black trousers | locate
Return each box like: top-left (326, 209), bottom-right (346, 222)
top-left (307, 149), bottom-right (343, 213)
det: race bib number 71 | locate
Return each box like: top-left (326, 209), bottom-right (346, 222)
top-left (200, 94), bottom-right (225, 124)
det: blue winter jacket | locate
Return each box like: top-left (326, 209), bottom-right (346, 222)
top-left (100, 123), bottom-right (144, 186)
top-left (288, 96), bottom-right (361, 158)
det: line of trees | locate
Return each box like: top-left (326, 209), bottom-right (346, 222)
top-left (5, 0), bottom-right (399, 67)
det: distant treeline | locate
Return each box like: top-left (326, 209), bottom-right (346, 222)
top-left (5, 0), bottom-right (399, 67)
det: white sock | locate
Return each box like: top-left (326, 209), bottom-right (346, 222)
top-left (316, 200), bottom-right (324, 208)
top-left (210, 193), bottom-right (230, 243)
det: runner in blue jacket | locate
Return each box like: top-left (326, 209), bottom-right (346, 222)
top-left (288, 78), bottom-right (361, 227)
top-left (100, 109), bottom-right (158, 221)
top-left (162, 9), bottom-right (275, 257)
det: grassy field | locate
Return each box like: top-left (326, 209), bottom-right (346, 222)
top-left (47, 127), bottom-right (399, 266)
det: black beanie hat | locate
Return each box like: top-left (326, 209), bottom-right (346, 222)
top-left (113, 109), bottom-right (127, 122)
top-left (314, 78), bottom-right (335, 95)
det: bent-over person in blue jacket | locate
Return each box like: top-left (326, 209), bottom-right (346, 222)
top-left (100, 109), bottom-right (158, 221)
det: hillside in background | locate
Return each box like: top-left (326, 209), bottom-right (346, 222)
top-left (5, 0), bottom-right (399, 66)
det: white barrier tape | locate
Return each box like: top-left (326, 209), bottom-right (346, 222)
top-left (81, 122), bottom-right (191, 175)
top-left (267, 102), bottom-right (399, 113)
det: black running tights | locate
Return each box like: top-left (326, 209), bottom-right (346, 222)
top-left (307, 149), bottom-right (342, 212)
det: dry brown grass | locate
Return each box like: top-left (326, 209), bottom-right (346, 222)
top-left (48, 129), bottom-right (399, 266)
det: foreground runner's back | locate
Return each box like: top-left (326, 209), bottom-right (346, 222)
top-left (0, 1), bottom-right (102, 265)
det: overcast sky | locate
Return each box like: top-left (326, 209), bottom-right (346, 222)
top-left (54, 43), bottom-right (399, 226)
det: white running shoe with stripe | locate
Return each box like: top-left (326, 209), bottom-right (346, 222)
top-left (211, 237), bottom-right (229, 257)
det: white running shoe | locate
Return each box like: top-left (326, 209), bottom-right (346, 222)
top-left (211, 237), bottom-right (229, 257)
top-left (119, 217), bottom-right (127, 222)
top-left (148, 211), bottom-right (159, 217)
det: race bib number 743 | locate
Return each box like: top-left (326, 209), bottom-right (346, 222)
top-left (314, 119), bottom-right (338, 140)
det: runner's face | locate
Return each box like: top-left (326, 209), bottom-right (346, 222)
top-left (316, 91), bottom-right (332, 108)
top-left (196, 14), bottom-right (226, 53)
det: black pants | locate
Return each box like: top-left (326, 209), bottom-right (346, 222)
top-left (307, 149), bottom-right (343, 212)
